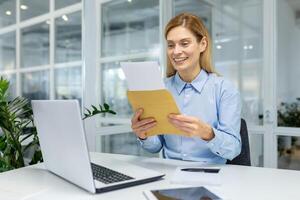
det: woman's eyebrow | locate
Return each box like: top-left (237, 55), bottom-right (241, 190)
top-left (180, 38), bottom-right (192, 41)
top-left (167, 38), bottom-right (192, 42)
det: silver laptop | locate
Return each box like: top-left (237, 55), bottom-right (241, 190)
top-left (31, 100), bottom-right (164, 194)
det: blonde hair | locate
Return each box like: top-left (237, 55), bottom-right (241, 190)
top-left (165, 13), bottom-right (217, 77)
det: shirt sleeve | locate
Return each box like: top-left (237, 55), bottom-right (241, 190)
top-left (207, 80), bottom-right (242, 160)
top-left (137, 135), bottom-right (164, 153)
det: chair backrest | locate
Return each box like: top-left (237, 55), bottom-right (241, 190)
top-left (226, 118), bottom-right (251, 166)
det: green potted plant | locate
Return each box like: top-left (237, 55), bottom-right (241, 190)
top-left (0, 77), bottom-right (116, 172)
top-left (277, 98), bottom-right (300, 127)
top-left (277, 98), bottom-right (300, 156)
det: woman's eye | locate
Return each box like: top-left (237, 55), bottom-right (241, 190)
top-left (181, 42), bottom-right (189, 47)
top-left (168, 44), bottom-right (174, 48)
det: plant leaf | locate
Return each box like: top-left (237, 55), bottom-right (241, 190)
top-left (103, 103), bottom-right (109, 110)
top-left (83, 103), bottom-right (116, 120)
top-left (108, 110), bottom-right (116, 115)
top-left (0, 77), bottom-right (9, 101)
top-left (29, 149), bottom-right (43, 165)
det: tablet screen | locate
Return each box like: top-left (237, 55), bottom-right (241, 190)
top-left (151, 186), bottom-right (222, 200)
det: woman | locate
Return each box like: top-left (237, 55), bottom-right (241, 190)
top-left (131, 13), bottom-right (241, 164)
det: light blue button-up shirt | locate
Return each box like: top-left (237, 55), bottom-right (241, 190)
top-left (138, 69), bottom-right (242, 164)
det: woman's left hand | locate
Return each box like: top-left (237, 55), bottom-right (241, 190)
top-left (168, 114), bottom-right (214, 141)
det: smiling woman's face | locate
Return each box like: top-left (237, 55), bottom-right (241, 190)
top-left (166, 26), bottom-right (206, 79)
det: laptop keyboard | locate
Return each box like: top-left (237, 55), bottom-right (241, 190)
top-left (91, 163), bottom-right (134, 184)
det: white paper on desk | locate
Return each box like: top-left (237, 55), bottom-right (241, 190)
top-left (170, 167), bottom-right (222, 186)
top-left (120, 61), bottom-right (165, 91)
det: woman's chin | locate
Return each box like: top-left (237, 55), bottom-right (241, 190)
top-left (173, 65), bottom-right (189, 72)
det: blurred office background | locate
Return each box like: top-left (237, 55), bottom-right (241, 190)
top-left (0, 0), bottom-right (300, 170)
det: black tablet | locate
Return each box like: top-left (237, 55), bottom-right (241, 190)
top-left (143, 186), bottom-right (222, 200)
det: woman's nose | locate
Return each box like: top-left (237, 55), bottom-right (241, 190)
top-left (173, 45), bottom-right (182, 54)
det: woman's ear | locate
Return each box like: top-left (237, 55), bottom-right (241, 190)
top-left (199, 36), bottom-right (207, 52)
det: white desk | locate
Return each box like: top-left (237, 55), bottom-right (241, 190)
top-left (0, 152), bottom-right (299, 200)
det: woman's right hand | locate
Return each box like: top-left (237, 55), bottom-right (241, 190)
top-left (131, 108), bottom-right (157, 140)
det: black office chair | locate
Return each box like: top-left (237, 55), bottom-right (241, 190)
top-left (226, 118), bottom-right (251, 166)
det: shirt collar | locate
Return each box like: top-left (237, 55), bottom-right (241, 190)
top-left (174, 69), bottom-right (209, 95)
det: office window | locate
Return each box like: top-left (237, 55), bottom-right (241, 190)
top-left (174, 0), bottom-right (212, 31)
top-left (55, 11), bottom-right (82, 63)
top-left (212, 0), bottom-right (263, 126)
top-left (21, 22), bottom-right (50, 68)
top-left (98, 0), bottom-right (159, 156)
top-left (277, 0), bottom-right (300, 128)
top-left (55, 0), bottom-right (81, 10)
top-left (278, 136), bottom-right (300, 170)
top-left (100, 132), bottom-right (158, 157)
top-left (20, 0), bottom-right (49, 21)
top-left (101, 62), bottom-right (130, 118)
top-left (0, 0), bottom-right (83, 167)
top-left (21, 71), bottom-right (49, 100)
top-left (0, 0), bottom-right (16, 28)
top-left (55, 66), bottom-right (82, 102)
top-left (101, 0), bottom-right (159, 57)
top-left (0, 31), bottom-right (16, 71)
top-left (250, 134), bottom-right (264, 167)
top-left (276, 0), bottom-right (300, 170)
top-left (0, 1), bottom-right (82, 101)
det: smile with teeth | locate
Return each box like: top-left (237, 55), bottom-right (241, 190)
top-left (173, 57), bottom-right (188, 63)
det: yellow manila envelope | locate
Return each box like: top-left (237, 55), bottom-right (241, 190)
top-left (127, 89), bottom-right (182, 136)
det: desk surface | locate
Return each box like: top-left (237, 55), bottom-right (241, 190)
top-left (0, 152), bottom-right (299, 200)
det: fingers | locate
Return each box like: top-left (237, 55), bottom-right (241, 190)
top-left (131, 108), bottom-right (157, 139)
top-left (168, 114), bottom-right (198, 123)
top-left (169, 118), bottom-right (196, 130)
top-left (168, 115), bottom-right (213, 140)
top-left (131, 108), bottom-right (143, 124)
top-left (132, 118), bottom-right (155, 130)
top-left (168, 114), bottom-right (202, 136)
top-left (132, 120), bottom-right (157, 139)
top-left (168, 114), bottom-right (197, 130)
top-left (133, 121), bottom-right (157, 135)
top-left (168, 118), bottom-right (196, 134)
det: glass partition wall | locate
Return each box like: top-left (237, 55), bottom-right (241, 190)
top-left (213, 0), bottom-right (264, 167)
top-left (97, 0), bottom-right (160, 156)
top-left (276, 0), bottom-right (300, 170)
top-left (0, 0), bottom-right (82, 102)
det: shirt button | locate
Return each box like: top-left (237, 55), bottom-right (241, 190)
top-left (216, 152), bottom-right (220, 155)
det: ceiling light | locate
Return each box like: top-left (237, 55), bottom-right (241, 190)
top-left (20, 5), bottom-right (28, 10)
top-left (248, 45), bottom-right (253, 50)
top-left (216, 45), bottom-right (222, 49)
top-left (243, 45), bottom-right (248, 50)
top-left (5, 10), bottom-right (12, 15)
top-left (62, 15), bottom-right (69, 21)
top-left (128, 0), bottom-right (132, 2)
